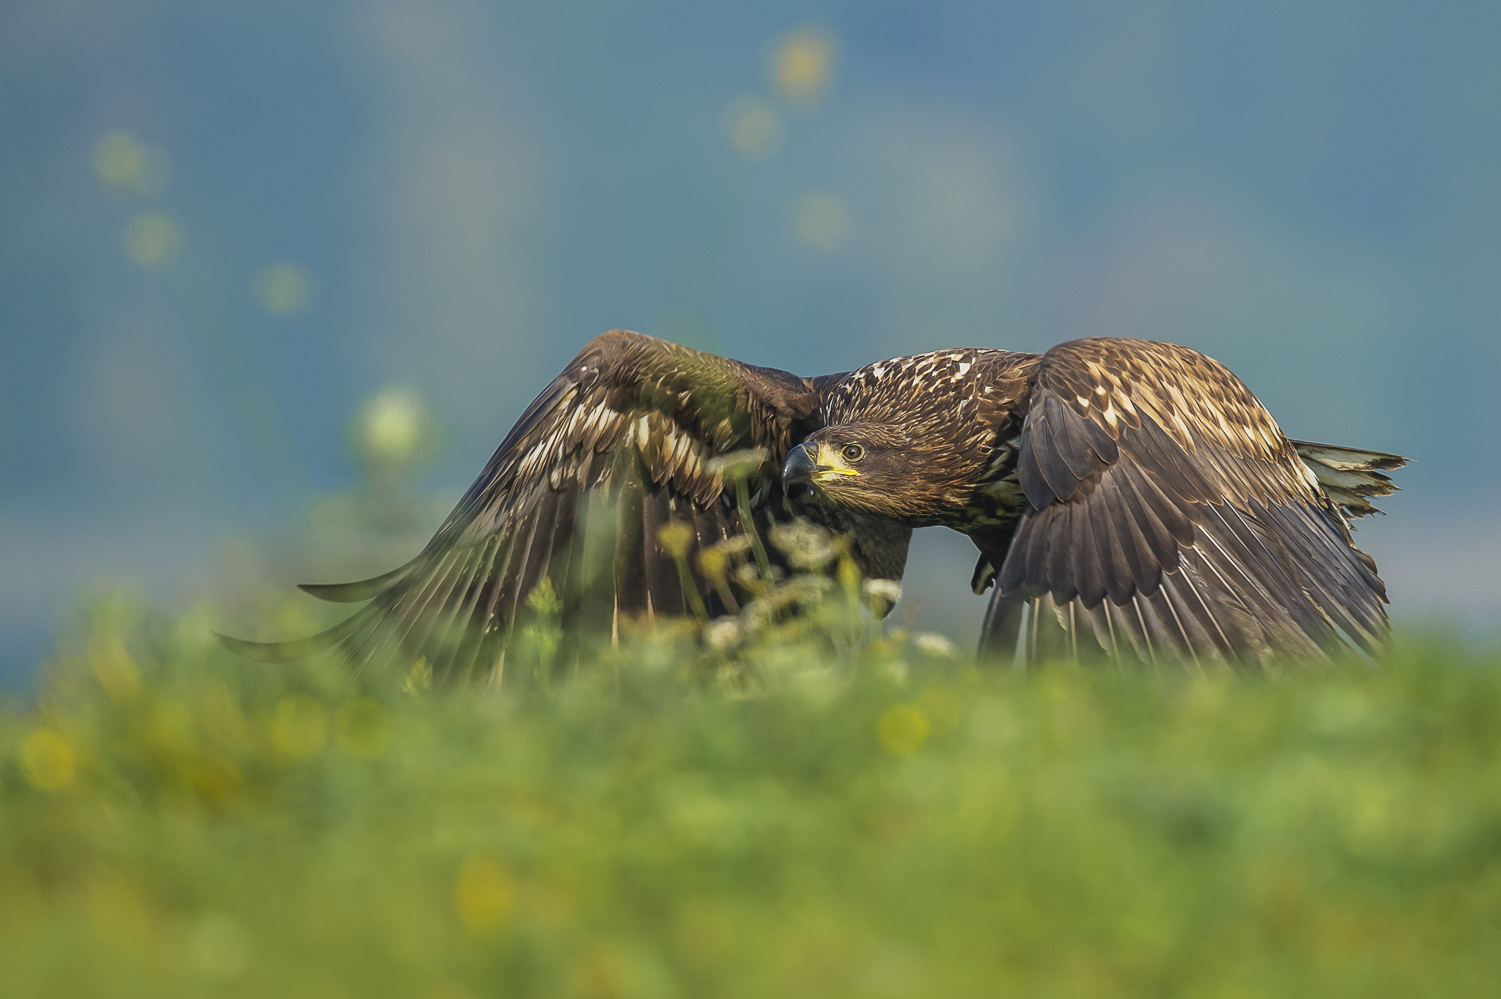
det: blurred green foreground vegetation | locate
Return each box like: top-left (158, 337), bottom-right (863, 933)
top-left (5, 596), bottom-right (1500, 998)
top-left (5, 398), bottom-right (1498, 999)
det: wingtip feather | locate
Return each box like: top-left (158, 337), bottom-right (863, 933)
top-left (297, 563), bottom-right (410, 603)
top-left (214, 607), bottom-right (373, 664)
top-left (213, 631), bottom-right (311, 664)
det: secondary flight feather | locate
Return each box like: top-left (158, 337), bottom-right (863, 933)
top-left (221, 330), bottom-right (1405, 676)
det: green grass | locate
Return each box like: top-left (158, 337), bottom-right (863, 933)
top-left (4, 591), bottom-right (1500, 998)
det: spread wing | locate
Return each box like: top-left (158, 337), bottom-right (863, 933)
top-left (981, 338), bottom-right (1407, 669)
top-left (221, 330), bottom-right (826, 681)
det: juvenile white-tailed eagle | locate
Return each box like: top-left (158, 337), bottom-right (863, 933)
top-left (223, 330), bottom-right (1405, 675)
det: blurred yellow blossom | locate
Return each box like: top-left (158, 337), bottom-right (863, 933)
top-left (270, 695), bottom-right (328, 757)
top-left (454, 854), bottom-right (516, 934)
top-left (877, 704), bottom-right (929, 756)
top-left (703, 448), bottom-right (766, 480)
top-left (254, 261), bottom-right (316, 317)
top-left (657, 521), bottom-right (696, 559)
top-left (21, 728), bottom-right (77, 791)
top-left (88, 634), bottom-right (141, 702)
top-left (723, 97), bottom-right (783, 160)
top-left (358, 387), bottom-right (433, 467)
top-left (83, 873), bottom-right (154, 945)
top-left (772, 28), bottom-right (835, 107)
top-left (92, 130), bottom-right (171, 194)
top-left (402, 657), bottom-right (433, 697)
top-left (123, 211), bottom-right (182, 269)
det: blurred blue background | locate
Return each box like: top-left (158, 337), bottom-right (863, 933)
top-left (3, 1), bottom-right (1498, 683)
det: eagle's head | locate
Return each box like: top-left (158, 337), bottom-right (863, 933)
top-left (781, 347), bottom-right (1028, 527)
top-left (782, 421), bottom-right (948, 520)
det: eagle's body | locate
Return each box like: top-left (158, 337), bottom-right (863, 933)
top-left (224, 330), bottom-right (1405, 677)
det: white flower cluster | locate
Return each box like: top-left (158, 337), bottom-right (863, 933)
top-left (911, 632), bottom-right (958, 659)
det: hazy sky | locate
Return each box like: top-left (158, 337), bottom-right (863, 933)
top-left (3, 1), bottom-right (1498, 681)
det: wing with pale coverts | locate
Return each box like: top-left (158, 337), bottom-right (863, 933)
top-left (981, 337), bottom-right (1405, 668)
top-left (220, 330), bottom-right (826, 681)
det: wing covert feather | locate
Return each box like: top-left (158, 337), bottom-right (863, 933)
top-left (228, 330), bottom-right (829, 679)
top-left (985, 338), bottom-right (1406, 668)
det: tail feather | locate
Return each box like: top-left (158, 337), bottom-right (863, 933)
top-left (1290, 440), bottom-right (1408, 520)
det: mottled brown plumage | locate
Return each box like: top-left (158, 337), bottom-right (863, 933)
top-left (980, 339), bottom-right (1403, 668)
top-left (221, 330), bottom-right (1405, 677)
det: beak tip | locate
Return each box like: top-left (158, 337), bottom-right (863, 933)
top-left (781, 442), bottom-right (819, 498)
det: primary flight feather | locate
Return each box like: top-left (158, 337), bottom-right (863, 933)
top-left (221, 330), bottom-right (1404, 676)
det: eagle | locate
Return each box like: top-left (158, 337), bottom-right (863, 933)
top-left (222, 329), bottom-right (1405, 676)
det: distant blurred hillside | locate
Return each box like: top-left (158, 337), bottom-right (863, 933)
top-left (3, 2), bottom-right (1498, 682)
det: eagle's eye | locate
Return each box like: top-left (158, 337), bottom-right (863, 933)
top-left (841, 444), bottom-right (864, 463)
